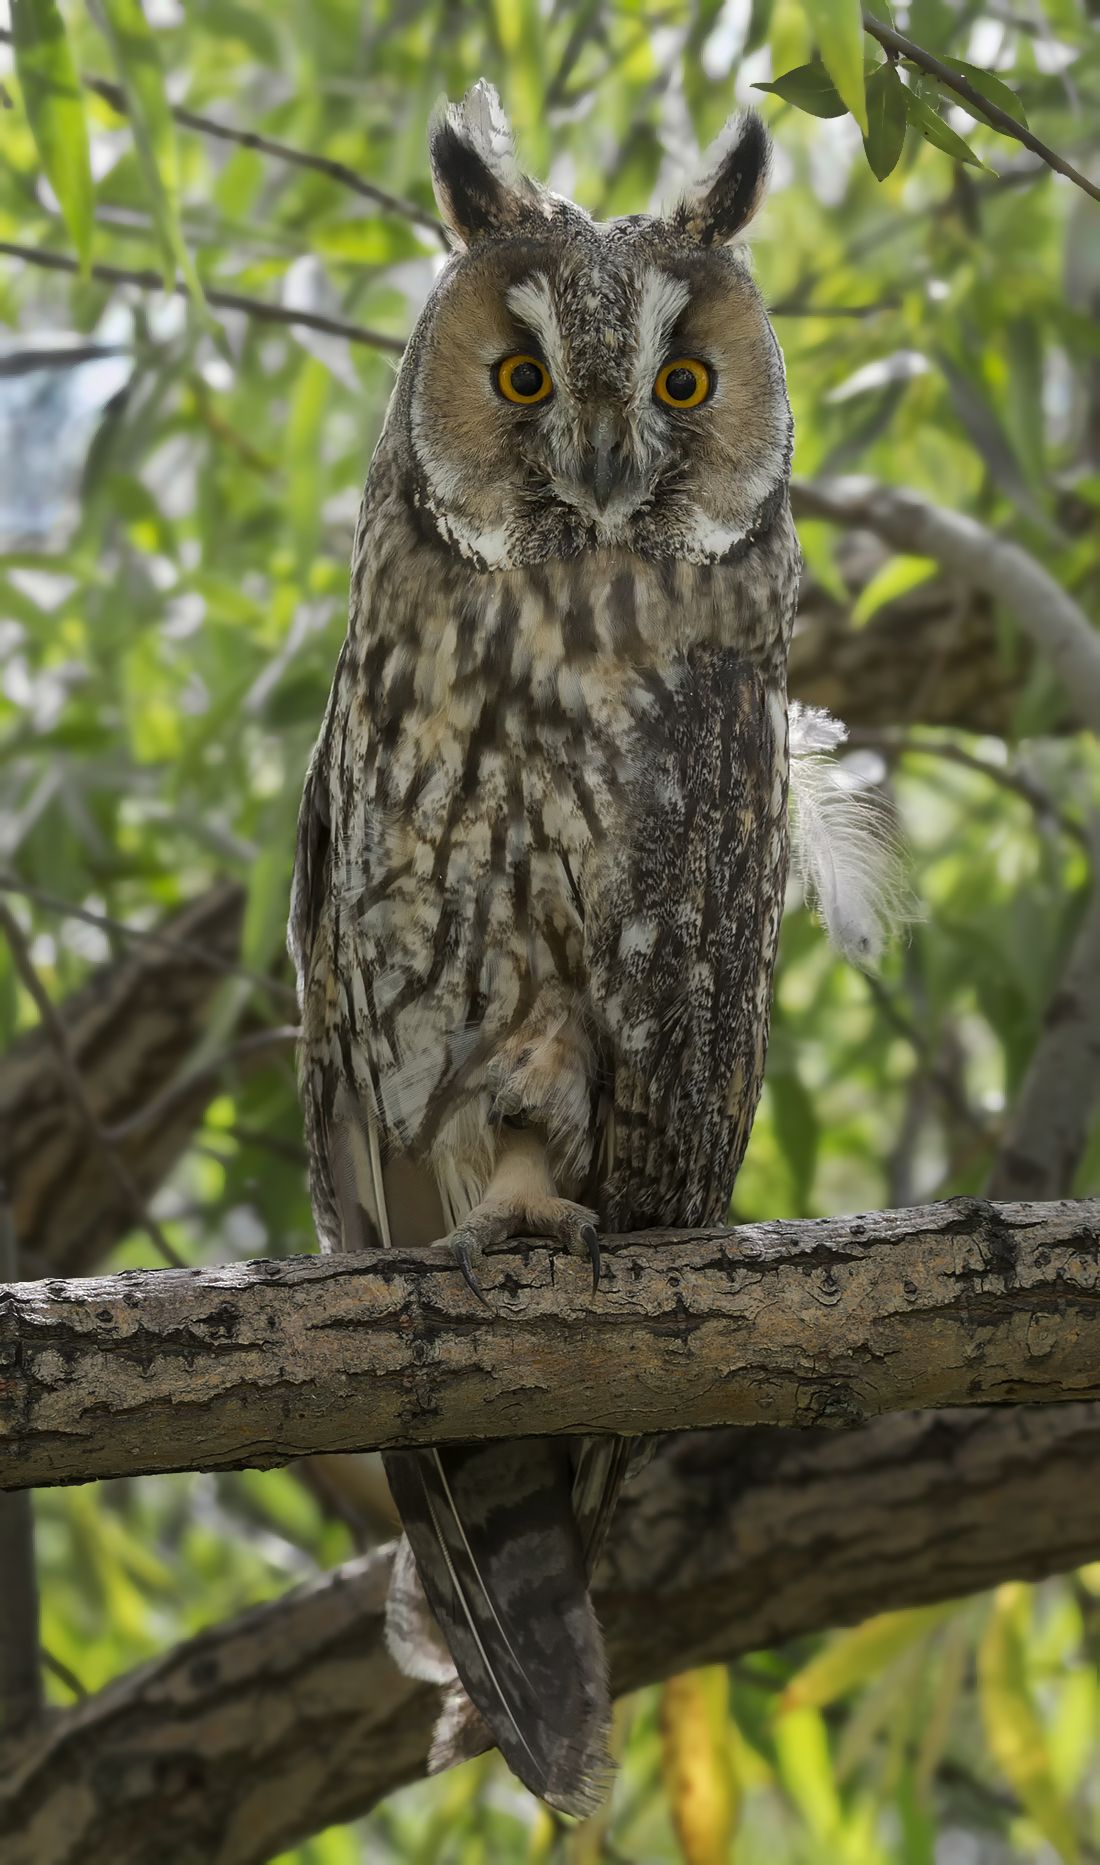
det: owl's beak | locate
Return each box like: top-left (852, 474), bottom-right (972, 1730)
top-left (580, 408), bottom-right (636, 513)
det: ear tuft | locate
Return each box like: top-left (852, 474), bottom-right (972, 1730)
top-left (668, 108), bottom-right (772, 247)
top-left (428, 80), bottom-right (543, 249)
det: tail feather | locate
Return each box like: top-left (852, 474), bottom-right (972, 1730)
top-left (384, 1439), bottom-right (614, 1817)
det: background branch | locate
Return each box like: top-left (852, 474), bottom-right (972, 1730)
top-left (1, 1197), bottom-right (1097, 1491)
top-left (4, 1403), bottom-right (1100, 1864)
top-left (791, 477), bottom-right (1100, 732)
top-left (0, 243), bottom-right (406, 354)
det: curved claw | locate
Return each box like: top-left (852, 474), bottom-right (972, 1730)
top-left (582, 1223), bottom-right (602, 1295)
top-left (452, 1234), bottom-right (492, 1308)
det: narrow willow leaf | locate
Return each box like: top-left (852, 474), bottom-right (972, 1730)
top-left (862, 61), bottom-right (908, 180)
top-left (11, 0), bottom-right (93, 266)
top-left (782, 1605), bottom-right (953, 1713)
top-left (905, 89), bottom-right (991, 170)
top-left (943, 57), bottom-right (1029, 127)
top-left (754, 62), bottom-right (847, 118)
top-left (93, 0), bottom-right (204, 300)
top-left (661, 1667), bottom-right (739, 1865)
top-left (978, 1585), bottom-right (1081, 1865)
top-left (804, 0), bottom-right (868, 131)
top-left (852, 553), bottom-right (938, 624)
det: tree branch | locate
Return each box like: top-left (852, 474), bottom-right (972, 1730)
top-left (1, 1197), bottom-right (1096, 1492)
top-left (791, 477), bottom-right (1100, 733)
top-left (861, 9), bottom-right (1100, 204)
top-left (4, 1402), bottom-right (1100, 1862)
top-left (0, 1198), bottom-right (41, 1739)
top-left (0, 243), bottom-right (406, 355)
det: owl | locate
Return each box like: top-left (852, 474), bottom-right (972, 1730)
top-left (290, 83), bottom-right (799, 1816)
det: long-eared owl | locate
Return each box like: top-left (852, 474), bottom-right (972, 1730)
top-left (290, 83), bottom-right (799, 1816)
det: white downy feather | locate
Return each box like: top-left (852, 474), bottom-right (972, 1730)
top-left (787, 703), bottom-right (912, 967)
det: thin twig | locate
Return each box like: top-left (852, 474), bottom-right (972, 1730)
top-left (0, 26), bottom-right (445, 241)
top-left (0, 901), bottom-right (186, 1268)
top-left (847, 729), bottom-right (1089, 848)
top-left (101, 1027), bottom-right (300, 1143)
top-left (0, 875), bottom-right (298, 1011)
top-left (41, 1648), bottom-right (87, 1700)
top-left (0, 242), bottom-right (407, 355)
top-left (862, 9), bottom-right (1100, 204)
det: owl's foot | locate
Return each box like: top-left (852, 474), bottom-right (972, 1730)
top-left (445, 1125), bottom-right (601, 1303)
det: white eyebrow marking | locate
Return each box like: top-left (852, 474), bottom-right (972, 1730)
top-left (632, 270), bottom-right (692, 403)
top-left (506, 273), bottom-right (568, 386)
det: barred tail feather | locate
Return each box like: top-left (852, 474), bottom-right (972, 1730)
top-left (383, 1440), bottom-right (614, 1817)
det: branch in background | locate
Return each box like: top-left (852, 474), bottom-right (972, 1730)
top-left (4, 1403), bottom-right (1100, 1863)
top-left (0, 242), bottom-right (406, 355)
top-left (1, 1197), bottom-right (1096, 1491)
top-left (989, 822), bottom-right (1100, 1200)
top-left (861, 9), bottom-right (1100, 204)
top-left (847, 729), bottom-right (1089, 848)
top-left (0, 25), bottom-right (444, 241)
top-left (0, 1197), bottom-right (42, 1739)
top-left (0, 882), bottom-right (254, 1278)
top-left (791, 478), bottom-right (1100, 734)
top-left (0, 900), bottom-right (184, 1269)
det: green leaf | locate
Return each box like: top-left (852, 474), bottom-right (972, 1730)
top-left (11, 0), bottom-right (93, 267)
top-left (754, 62), bottom-right (847, 119)
top-left (782, 1606), bottom-right (954, 1712)
top-left (803, 0), bottom-right (868, 131)
top-left (862, 61), bottom-right (908, 180)
top-left (979, 1586), bottom-right (1081, 1865)
top-left (852, 553), bottom-right (938, 624)
top-left (905, 89), bottom-right (991, 170)
top-left (943, 57), bottom-right (1029, 127)
top-left (93, 0), bottom-right (204, 300)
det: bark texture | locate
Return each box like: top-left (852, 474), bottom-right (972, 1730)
top-left (3, 1403), bottom-right (1100, 1864)
top-left (1, 1197), bottom-right (1097, 1491)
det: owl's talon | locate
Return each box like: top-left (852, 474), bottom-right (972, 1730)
top-left (582, 1223), bottom-right (602, 1294)
top-left (451, 1233), bottom-right (493, 1307)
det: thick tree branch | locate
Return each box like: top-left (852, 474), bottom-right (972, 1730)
top-left (1, 1197), bottom-right (1097, 1491)
top-left (0, 1199), bottom-right (41, 1739)
top-left (791, 477), bottom-right (1100, 732)
top-left (3, 1403), bottom-right (1100, 1863)
top-left (861, 10), bottom-right (1100, 204)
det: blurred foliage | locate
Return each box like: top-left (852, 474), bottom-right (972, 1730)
top-left (2, 0), bottom-right (1099, 1858)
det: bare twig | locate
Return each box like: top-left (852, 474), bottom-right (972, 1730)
top-left (101, 1025), bottom-right (299, 1143)
top-left (0, 242), bottom-right (406, 355)
top-left (862, 9), bottom-right (1100, 204)
top-left (0, 26), bottom-right (445, 241)
top-left (847, 729), bottom-right (1089, 848)
top-left (0, 900), bottom-right (185, 1268)
top-left (0, 875), bottom-right (298, 1010)
top-left (791, 477), bottom-right (1100, 734)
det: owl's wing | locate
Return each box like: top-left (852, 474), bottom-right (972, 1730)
top-left (589, 647), bottom-right (787, 1234)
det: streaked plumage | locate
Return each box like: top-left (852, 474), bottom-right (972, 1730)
top-left (290, 83), bottom-right (799, 1814)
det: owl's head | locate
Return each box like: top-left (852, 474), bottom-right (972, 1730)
top-left (394, 82), bottom-right (791, 571)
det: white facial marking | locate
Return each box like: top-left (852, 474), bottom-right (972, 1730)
top-left (632, 271), bottom-right (692, 406)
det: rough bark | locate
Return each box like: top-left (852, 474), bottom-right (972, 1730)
top-left (1, 1197), bottom-right (1097, 1491)
top-left (2, 1403), bottom-right (1099, 1864)
top-left (1, 884), bottom-right (247, 1278)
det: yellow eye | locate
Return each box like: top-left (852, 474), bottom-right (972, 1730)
top-left (496, 353), bottom-right (553, 404)
top-left (654, 357), bottom-right (712, 409)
